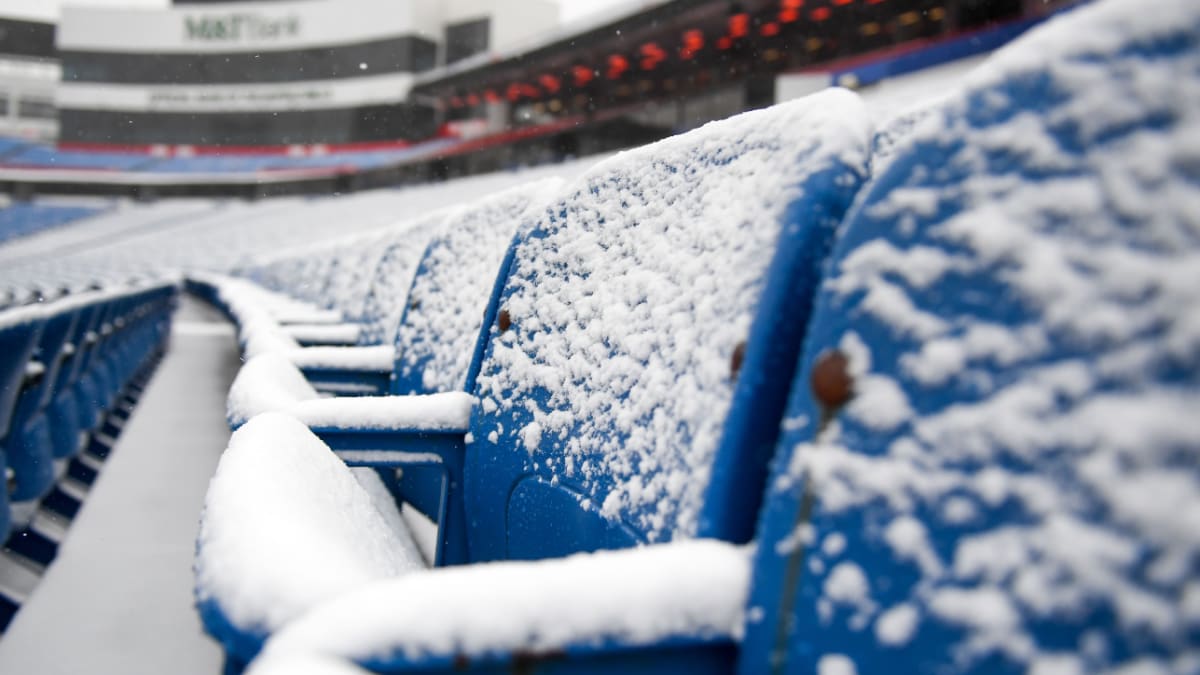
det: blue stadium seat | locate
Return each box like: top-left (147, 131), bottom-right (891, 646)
top-left (4, 145), bottom-right (151, 171)
top-left (4, 308), bottom-right (79, 520)
top-left (742, 2), bottom-right (1200, 673)
top-left (195, 87), bottom-right (873, 671)
top-left (276, 179), bottom-right (561, 394)
top-left (203, 3), bottom-right (1200, 674)
top-left (0, 203), bottom-right (109, 245)
top-left (0, 309), bottom-right (45, 540)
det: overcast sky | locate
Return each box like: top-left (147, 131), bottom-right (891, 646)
top-left (3, 0), bottom-right (628, 24)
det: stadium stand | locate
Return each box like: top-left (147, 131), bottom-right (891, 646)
top-left (173, 0), bottom-right (1199, 674)
top-left (193, 86), bottom-right (873, 669)
top-left (0, 283), bottom-right (177, 629)
top-left (0, 1), bottom-right (1194, 673)
top-left (0, 201), bottom-right (110, 246)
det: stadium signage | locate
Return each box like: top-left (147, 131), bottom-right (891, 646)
top-left (184, 13), bottom-right (300, 42)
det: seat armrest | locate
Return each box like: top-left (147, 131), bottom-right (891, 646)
top-left (287, 345), bottom-right (394, 396)
top-left (248, 540), bottom-right (750, 674)
top-left (294, 392), bottom-right (474, 433)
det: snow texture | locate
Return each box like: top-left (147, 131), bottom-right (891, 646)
top-left (472, 88), bottom-right (871, 543)
top-left (195, 413), bottom-right (426, 637)
top-left (251, 540), bottom-right (750, 667)
top-left (226, 352), bottom-right (320, 428)
top-left (291, 392), bottom-right (475, 432)
top-left (393, 178), bottom-right (564, 394)
top-left (772, 1), bottom-right (1200, 672)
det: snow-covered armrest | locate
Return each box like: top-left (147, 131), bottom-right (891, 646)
top-left (247, 540), bottom-right (750, 674)
top-left (195, 413), bottom-right (426, 664)
top-left (228, 352), bottom-right (473, 433)
top-left (282, 323), bottom-right (362, 347)
top-left (227, 352), bottom-right (322, 428)
top-left (286, 345), bottom-right (394, 396)
top-left (293, 392), bottom-right (474, 434)
top-left (285, 346), bottom-right (395, 373)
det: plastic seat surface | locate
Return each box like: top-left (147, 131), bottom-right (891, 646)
top-left (6, 308), bottom-right (78, 503)
top-left (197, 91), bottom-right (871, 671)
top-left (464, 88), bottom-right (872, 562)
top-left (742, 2), bottom-right (1200, 673)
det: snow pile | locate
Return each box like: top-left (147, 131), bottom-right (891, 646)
top-left (226, 353), bottom-right (320, 428)
top-left (250, 540), bottom-right (750, 668)
top-left (772, 1), bottom-right (1200, 672)
top-left (393, 178), bottom-right (564, 394)
top-left (472, 88), bottom-right (872, 542)
top-left (195, 413), bottom-right (426, 645)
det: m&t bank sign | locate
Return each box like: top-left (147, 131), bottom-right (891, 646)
top-left (184, 13), bottom-right (301, 42)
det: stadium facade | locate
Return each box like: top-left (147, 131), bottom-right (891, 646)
top-left (54, 0), bottom-right (557, 148)
top-left (0, 17), bottom-right (58, 142)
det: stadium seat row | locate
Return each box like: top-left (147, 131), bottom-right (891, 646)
top-left (0, 282), bottom-right (178, 629)
top-left (189, 2), bottom-right (1200, 673)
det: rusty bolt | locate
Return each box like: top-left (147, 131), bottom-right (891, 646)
top-left (498, 309), bottom-right (511, 333)
top-left (409, 297), bottom-right (420, 311)
top-left (811, 348), bottom-right (854, 411)
top-left (730, 340), bottom-right (747, 379)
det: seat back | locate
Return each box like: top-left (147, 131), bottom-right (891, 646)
top-left (355, 214), bottom-right (450, 346)
top-left (464, 89), bottom-right (872, 562)
top-left (0, 308), bottom-right (43, 441)
top-left (390, 178), bottom-right (563, 396)
top-left (741, 3), bottom-right (1200, 673)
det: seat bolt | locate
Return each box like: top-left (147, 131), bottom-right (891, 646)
top-left (730, 341), bottom-right (747, 379)
top-left (498, 309), bottom-right (511, 333)
top-left (811, 348), bottom-right (854, 411)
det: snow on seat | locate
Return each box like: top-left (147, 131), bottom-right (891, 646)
top-left (197, 90), bottom-right (871, 671)
top-left (195, 413), bottom-right (426, 666)
top-left (286, 178), bottom-right (564, 393)
top-left (224, 178), bottom-right (563, 419)
top-left (465, 87), bottom-right (872, 562)
top-left (742, 1), bottom-right (1200, 673)
top-left (246, 540), bottom-right (750, 674)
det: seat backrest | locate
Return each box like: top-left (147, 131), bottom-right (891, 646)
top-left (741, 3), bottom-right (1200, 673)
top-left (22, 306), bottom-right (78, 413)
top-left (390, 178), bottom-right (563, 396)
top-left (0, 307), bottom-right (43, 440)
top-left (463, 89), bottom-right (872, 562)
top-left (355, 213), bottom-right (451, 346)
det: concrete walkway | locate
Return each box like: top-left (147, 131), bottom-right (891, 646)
top-left (0, 295), bottom-right (237, 674)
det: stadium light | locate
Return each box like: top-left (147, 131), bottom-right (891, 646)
top-left (607, 54), bottom-right (630, 79)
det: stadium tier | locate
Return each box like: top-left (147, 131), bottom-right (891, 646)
top-left (0, 0), bottom-right (1078, 198)
top-left (0, 0), bottom-right (1196, 673)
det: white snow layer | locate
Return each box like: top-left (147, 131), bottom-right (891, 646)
top-left (393, 177), bottom-right (565, 394)
top-left (227, 353), bottom-right (474, 431)
top-left (783, 0), bottom-right (1200, 672)
top-left (250, 540), bottom-right (750, 667)
top-left (195, 413), bottom-right (426, 635)
top-left (473, 88), bottom-right (871, 542)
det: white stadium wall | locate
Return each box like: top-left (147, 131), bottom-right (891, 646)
top-left (53, 0), bottom-right (559, 148)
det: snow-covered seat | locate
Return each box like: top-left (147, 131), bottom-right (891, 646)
top-left (743, 1), bottom-right (1200, 673)
top-left (280, 178), bottom-right (564, 395)
top-left (195, 88), bottom-right (872, 670)
top-left (206, 213), bottom-right (445, 361)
